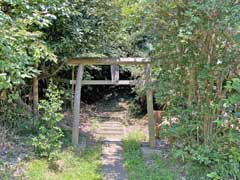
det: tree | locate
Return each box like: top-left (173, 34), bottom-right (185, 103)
top-left (145, 0), bottom-right (240, 143)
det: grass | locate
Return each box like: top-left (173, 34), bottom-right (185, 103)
top-left (122, 131), bottom-right (182, 180)
top-left (26, 145), bottom-right (103, 180)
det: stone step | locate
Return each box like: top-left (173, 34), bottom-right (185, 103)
top-left (97, 132), bottom-right (123, 135)
top-left (99, 115), bottom-right (125, 118)
top-left (99, 123), bottom-right (123, 126)
top-left (100, 126), bottom-right (123, 129)
top-left (98, 128), bottom-right (123, 132)
top-left (97, 129), bottom-right (124, 133)
top-left (101, 121), bottom-right (122, 124)
top-left (96, 132), bottom-right (123, 135)
top-left (99, 125), bottom-right (123, 128)
top-left (98, 124), bottom-right (123, 129)
top-left (100, 124), bottom-right (123, 126)
top-left (98, 126), bottom-right (123, 129)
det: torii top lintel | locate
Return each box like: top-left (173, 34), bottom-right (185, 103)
top-left (67, 57), bottom-right (151, 65)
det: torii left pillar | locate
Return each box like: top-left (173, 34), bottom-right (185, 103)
top-left (72, 65), bottom-right (84, 146)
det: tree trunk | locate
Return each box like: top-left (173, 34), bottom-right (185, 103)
top-left (0, 90), bottom-right (7, 101)
top-left (33, 76), bottom-right (39, 114)
top-left (187, 67), bottom-right (197, 107)
top-left (72, 65), bottom-right (84, 146)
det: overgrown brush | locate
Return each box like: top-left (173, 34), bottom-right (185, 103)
top-left (122, 131), bottom-right (178, 180)
top-left (26, 145), bottom-right (103, 179)
top-left (159, 78), bottom-right (240, 179)
top-left (32, 82), bottom-right (64, 160)
top-left (0, 93), bottom-right (34, 134)
top-left (0, 126), bottom-right (9, 146)
top-left (128, 97), bottom-right (146, 118)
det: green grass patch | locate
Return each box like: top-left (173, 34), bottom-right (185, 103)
top-left (122, 131), bottom-right (181, 180)
top-left (26, 145), bottom-right (103, 180)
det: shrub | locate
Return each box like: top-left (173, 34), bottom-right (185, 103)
top-left (128, 97), bottom-right (145, 118)
top-left (32, 82), bottom-right (64, 160)
top-left (122, 131), bottom-right (145, 152)
top-left (0, 93), bottom-right (34, 134)
top-left (160, 78), bottom-right (240, 179)
top-left (0, 126), bottom-right (9, 146)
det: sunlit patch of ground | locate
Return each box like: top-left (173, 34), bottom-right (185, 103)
top-left (26, 145), bottom-right (103, 180)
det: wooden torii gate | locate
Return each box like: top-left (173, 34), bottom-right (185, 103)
top-left (68, 57), bottom-right (155, 148)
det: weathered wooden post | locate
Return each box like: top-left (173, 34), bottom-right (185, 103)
top-left (111, 65), bottom-right (119, 82)
top-left (72, 65), bottom-right (84, 146)
top-left (71, 67), bottom-right (75, 111)
top-left (145, 63), bottom-right (155, 148)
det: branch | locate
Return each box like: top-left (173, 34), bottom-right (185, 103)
top-left (38, 62), bottom-right (66, 80)
top-left (234, 69), bottom-right (240, 79)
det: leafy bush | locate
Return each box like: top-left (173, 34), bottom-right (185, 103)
top-left (32, 82), bottom-right (64, 160)
top-left (160, 78), bottom-right (240, 179)
top-left (122, 131), bottom-right (145, 152)
top-left (0, 93), bottom-right (34, 134)
top-left (128, 97), bottom-right (145, 118)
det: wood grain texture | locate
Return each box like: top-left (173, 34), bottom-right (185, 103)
top-left (70, 80), bottom-right (144, 85)
top-left (68, 57), bottom-right (151, 65)
top-left (72, 65), bottom-right (84, 146)
top-left (145, 63), bottom-right (155, 148)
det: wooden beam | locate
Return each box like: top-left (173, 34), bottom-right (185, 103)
top-left (145, 63), bottom-right (156, 148)
top-left (70, 80), bottom-right (144, 85)
top-left (68, 57), bottom-right (151, 65)
top-left (72, 65), bottom-right (84, 146)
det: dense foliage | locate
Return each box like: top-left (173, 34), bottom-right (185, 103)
top-left (0, 0), bottom-right (121, 100)
top-left (143, 1), bottom-right (240, 179)
top-left (0, 0), bottom-right (62, 89)
top-left (32, 82), bottom-right (63, 159)
top-left (115, 0), bottom-right (240, 179)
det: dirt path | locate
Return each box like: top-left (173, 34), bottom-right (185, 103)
top-left (80, 94), bottom-right (148, 180)
top-left (96, 119), bottom-right (128, 180)
top-left (102, 140), bottom-right (128, 180)
top-left (94, 96), bottom-right (128, 180)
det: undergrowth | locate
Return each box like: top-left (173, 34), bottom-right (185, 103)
top-left (26, 145), bottom-right (103, 180)
top-left (122, 131), bottom-right (180, 180)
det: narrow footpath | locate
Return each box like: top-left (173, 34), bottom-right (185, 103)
top-left (99, 121), bottom-right (127, 180)
top-left (94, 97), bottom-right (129, 180)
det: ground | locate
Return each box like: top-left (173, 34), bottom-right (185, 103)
top-left (0, 92), bottom-right (184, 180)
top-left (79, 92), bottom-right (148, 180)
top-left (78, 92), bottom-right (183, 180)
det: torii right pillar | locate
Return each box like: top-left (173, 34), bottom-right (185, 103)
top-left (145, 63), bottom-right (156, 148)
